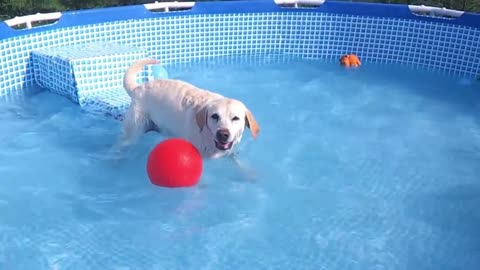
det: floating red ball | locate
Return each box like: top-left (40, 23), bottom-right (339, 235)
top-left (146, 138), bottom-right (203, 188)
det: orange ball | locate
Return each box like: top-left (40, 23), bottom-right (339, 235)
top-left (146, 138), bottom-right (203, 188)
top-left (340, 54), bottom-right (361, 67)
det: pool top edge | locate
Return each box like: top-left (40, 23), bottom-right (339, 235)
top-left (1, 0), bottom-right (480, 40)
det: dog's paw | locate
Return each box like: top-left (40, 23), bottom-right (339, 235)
top-left (230, 154), bottom-right (258, 182)
top-left (241, 166), bottom-right (258, 182)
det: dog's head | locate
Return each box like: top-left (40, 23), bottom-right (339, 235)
top-left (195, 98), bottom-right (259, 154)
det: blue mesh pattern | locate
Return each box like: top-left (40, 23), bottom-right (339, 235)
top-left (80, 88), bottom-right (131, 120)
top-left (31, 42), bottom-right (148, 104)
top-left (1, 8), bottom-right (479, 117)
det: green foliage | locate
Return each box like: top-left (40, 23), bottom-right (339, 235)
top-left (325, 0), bottom-right (480, 12)
top-left (0, 0), bottom-right (63, 18)
top-left (358, 0), bottom-right (480, 11)
top-left (1, 0), bottom-right (479, 21)
top-left (58, 0), bottom-right (148, 11)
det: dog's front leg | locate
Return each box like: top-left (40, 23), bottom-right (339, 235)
top-left (230, 152), bottom-right (258, 181)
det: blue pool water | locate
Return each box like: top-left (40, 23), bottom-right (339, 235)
top-left (1, 56), bottom-right (479, 270)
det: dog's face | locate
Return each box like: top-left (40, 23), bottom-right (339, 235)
top-left (196, 98), bottom-right (260, 153)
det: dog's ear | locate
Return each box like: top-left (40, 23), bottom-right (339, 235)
top-left (195, 106), bottom-right (208, 131)
top-left (245, 110), bottom-right (260, 139)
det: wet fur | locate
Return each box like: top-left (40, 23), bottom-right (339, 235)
top-left (119, 58), bottom-right (260, 160)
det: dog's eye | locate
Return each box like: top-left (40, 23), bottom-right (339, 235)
top-left (232, 116), bottom-right (240, 121)
top-left (211, 113), bottom-right (219, 121)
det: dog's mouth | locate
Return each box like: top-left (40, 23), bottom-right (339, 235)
top-left (215, 140), bottom-right (233, 151)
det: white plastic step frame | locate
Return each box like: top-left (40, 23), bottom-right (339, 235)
top-left (4, 1), bottom-right (465, 30)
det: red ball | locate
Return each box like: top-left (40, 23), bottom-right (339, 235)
top-left (146, 138), bottom-right (203, 188)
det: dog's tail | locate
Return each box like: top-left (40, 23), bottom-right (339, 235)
top-left (123, 58), bottom-right (160, 96)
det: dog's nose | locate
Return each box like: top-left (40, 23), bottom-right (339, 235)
top-left (216, 129), bottom-right (230, 143)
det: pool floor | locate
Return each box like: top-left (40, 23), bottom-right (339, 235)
top-left (0, 56), bottom-right (479, 269)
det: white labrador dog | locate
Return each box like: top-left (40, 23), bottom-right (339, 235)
top-left (119, 58), bottom-right (260, 161)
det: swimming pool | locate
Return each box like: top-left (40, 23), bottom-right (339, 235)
top-left (1, 0), bottom-right (479, 269)
top-left (2, 54), bottom-right (479, 269)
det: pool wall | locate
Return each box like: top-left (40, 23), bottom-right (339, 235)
top-left (1, 0), bottom-right (480, 97)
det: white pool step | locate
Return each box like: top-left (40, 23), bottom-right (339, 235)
top-left (31, 42), bottom-right (150, 119)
